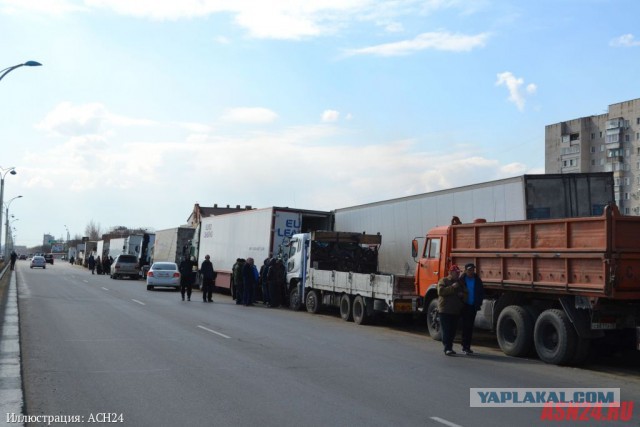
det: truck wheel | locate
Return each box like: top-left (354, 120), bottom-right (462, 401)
top-left (289, 288), bottom-right (302, 311)
top-left (339, 294), bottom-right (353, 322)
top-left (305, 290), bottom-right (321, 314)
top-left (496, 305), bottom-right (534, 357)
top-left (426, 299), bottom-right (442, 341)
top-left (534, 309), bottom-right (577, 365)
top-left (352, 295), bottom-right (370, 325)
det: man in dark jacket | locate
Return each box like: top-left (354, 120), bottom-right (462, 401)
top-left (232, 258), bottom-right (245, 305)
top-left (267, 258), bottom-right (286, 308)
top-left (10, 251), bottom-right (17, 270)
top-left (459, 263), bottom-right (485, 355)
top-left (200, 255), bottom-right (216, 303)
top-left (179, 256), bottom-right (195, 301)
top-left (242, 257), bottom-right (257, 306)
top-left (437, 264), bottom-right (467, 356)
top-left (88, 254), bottom-right (96, 274)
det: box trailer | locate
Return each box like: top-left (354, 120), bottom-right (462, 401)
top-left (153, 227), bottom-right (195, 264)
top-left (334, 173), bottom-right (613, 277)
top-left (197, 207), bottom-right (332, 291)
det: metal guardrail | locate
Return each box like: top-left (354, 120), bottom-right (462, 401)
top-left (0, 263), bottom-right (9, 281)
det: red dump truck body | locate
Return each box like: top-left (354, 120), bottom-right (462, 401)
top-left (417, 205), bottom-right (640, 300)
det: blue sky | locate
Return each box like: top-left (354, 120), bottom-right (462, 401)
top-left (1, 0), bottom-right (639, 247)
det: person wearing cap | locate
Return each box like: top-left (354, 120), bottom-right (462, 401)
top-left (459, 263), bottom-right (485, 355)
top-left (437, 264), bottom-right (467, 356)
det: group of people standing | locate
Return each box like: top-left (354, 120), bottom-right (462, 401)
top-left (176, 254), bottom-right (287, 306)
top-left (231, 256), bottom-right (286, 307)
top-left (437, 263), bottom-right (485, 356)
top-left (86, 254), bottom-right (113, 275)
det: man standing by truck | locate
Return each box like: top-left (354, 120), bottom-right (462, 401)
top-left (459, 263), bottom-right (484, 355)
top-left (437, 265), bottom-right (466, 356)
top-left (242, 257), bottom-right (257, 306)
top-left (200, 255), bottom-right (216, 303)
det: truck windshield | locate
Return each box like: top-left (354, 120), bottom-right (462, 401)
top-left (426, 238), bottom-right (441, 259)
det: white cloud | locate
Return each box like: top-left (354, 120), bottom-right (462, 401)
top-left (344, 31), bottom-right (489, 57)
top-left (610, 34), bottom-right (640, 47)
top-left (321, 110), bottom-right (340, 122)
top-left (0, 0), bottom-right (85, 15)
top-left (1, 0), bottom-right (485, 41)
top-left (36, 102), bottom-right (156, 137)
top-left (220, 107), bottom-right (278, 124)
top-left (214, 36), bottom-right (231, 44)
top-left (495, 71), bottom-right (536, 111)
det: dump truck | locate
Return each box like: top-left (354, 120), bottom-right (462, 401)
top-left (413, 204), bottom-right (640, 365)
top-left (286, 231), bottom-right (417, 324)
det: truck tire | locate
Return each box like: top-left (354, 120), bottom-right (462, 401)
top-left (289, 288), bottom-right (302, 311)
top-left (426, 299), bottom-right (442, 341)
top-left (339, 294), bottom-right (353, 322)
top-left (533, 309), bottom-right (577, 365)
top-left (496, 305), bottom-right (534, 357)
top-left (305, 290), bottom-right (321, 314)
top-left (353, 295), bottom-right (370, 325)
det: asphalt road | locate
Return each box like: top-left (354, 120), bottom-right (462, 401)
top-left (15, 261), bottom-right (640, 427)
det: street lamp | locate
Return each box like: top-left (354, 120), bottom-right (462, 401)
top-left (0, 167), bottom-right (17, 258)
top-left (0, 61), bottom-right (42, 83)
top-left (4, 195), bottom-right (22, 259)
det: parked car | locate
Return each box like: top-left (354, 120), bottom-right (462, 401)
top-left (110, 254), bottom-right (139, 279)
top-left (146, 262), bottom-right (180, 291)
top-left (30, 256), bottom-right (47, 269)
top-left (44, 254), bottom-right (54, 265)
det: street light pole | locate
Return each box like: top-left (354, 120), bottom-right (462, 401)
top-left (4, 195), bottom-right (22, 259)
top-left (0, 167), bottom-right (17, 258)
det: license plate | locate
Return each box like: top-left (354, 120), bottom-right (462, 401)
top-left (394, 301), bottom-right (413, 313)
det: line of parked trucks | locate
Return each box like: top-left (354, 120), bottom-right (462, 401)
top-left (82, 172), bottom-right (640, 365)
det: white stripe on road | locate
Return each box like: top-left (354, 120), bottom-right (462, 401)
top-left (131, 299), bottom-right (146, 306)
top-left (101, 287), bottom-right (109, 291)
top-left (83, 280), bottom-right (88, 283)
top-left (197, 325), bottom-right (231, 339)
top-left (430, 417), bottom-right (462, 427)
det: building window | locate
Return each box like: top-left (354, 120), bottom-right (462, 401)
top-left (626, 134), bottom-right (630, 142)
top-left (590, 147), bottom-right (596, 153)
top-left (625, 177), bottom-right (630, 186)
top-left (601, 158), bottom-right (605, 166)
top-left (637, 132), bottom-right (640, 140)
top-left (637, 117), bottom-right (640, 125)
top-left (591, 159), bottom-right (595, 166)
top-left (615, 177), bottom-right (621, 186)
top-left (627, 149), bottom-right (631, 157)
top-left (599, 131), bottom-right (603, 138)
top-left (570, 133), bottom-right (579, 141)
top-left (591, 133), bottom-right (595, 140)
top-left (625, 192), bottom-right (629, 200)
top-left (600, 145), bottom-right (605, 152)
top-left (625, 207), bottom-right (630, 215)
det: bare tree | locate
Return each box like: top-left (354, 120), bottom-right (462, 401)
top-left (85, 220), bottom-right (102, 240)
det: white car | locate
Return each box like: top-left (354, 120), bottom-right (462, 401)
top-left (146, 262), bottom-right (180, 290)
top-left (30, 256), bottom-right (47, 269)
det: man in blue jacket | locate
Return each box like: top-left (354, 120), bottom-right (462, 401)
top-left (459, 263), bottom-right (485, 355)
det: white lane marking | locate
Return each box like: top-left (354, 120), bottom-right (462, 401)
top-left (197, 325), bottom-right (231, 339)
top-left (101, 287), bottom-right (109, 291)
top-left (131, 299), bottom-right (146, 306)
top-left (430, 417), bottom-right (462, 427)
top-left (83, 280), bottom-right (88, 283)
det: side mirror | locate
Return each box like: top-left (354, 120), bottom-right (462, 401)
top-left (411, 239), bottom-right (419, 258)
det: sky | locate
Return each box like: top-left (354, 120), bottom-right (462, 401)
top-left (1, 0), bottom-right (639, 248)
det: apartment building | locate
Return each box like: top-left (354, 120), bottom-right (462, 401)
top-left (545, 98), bottom-right (640, 215)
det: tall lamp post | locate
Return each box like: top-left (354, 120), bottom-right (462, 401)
top-left (4, 195), bottom-right (22, 259)
top-left (0, 167), bottom-right (17, 257)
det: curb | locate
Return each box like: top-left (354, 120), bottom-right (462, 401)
top-left (0, 269), bottom-right (24, 425)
